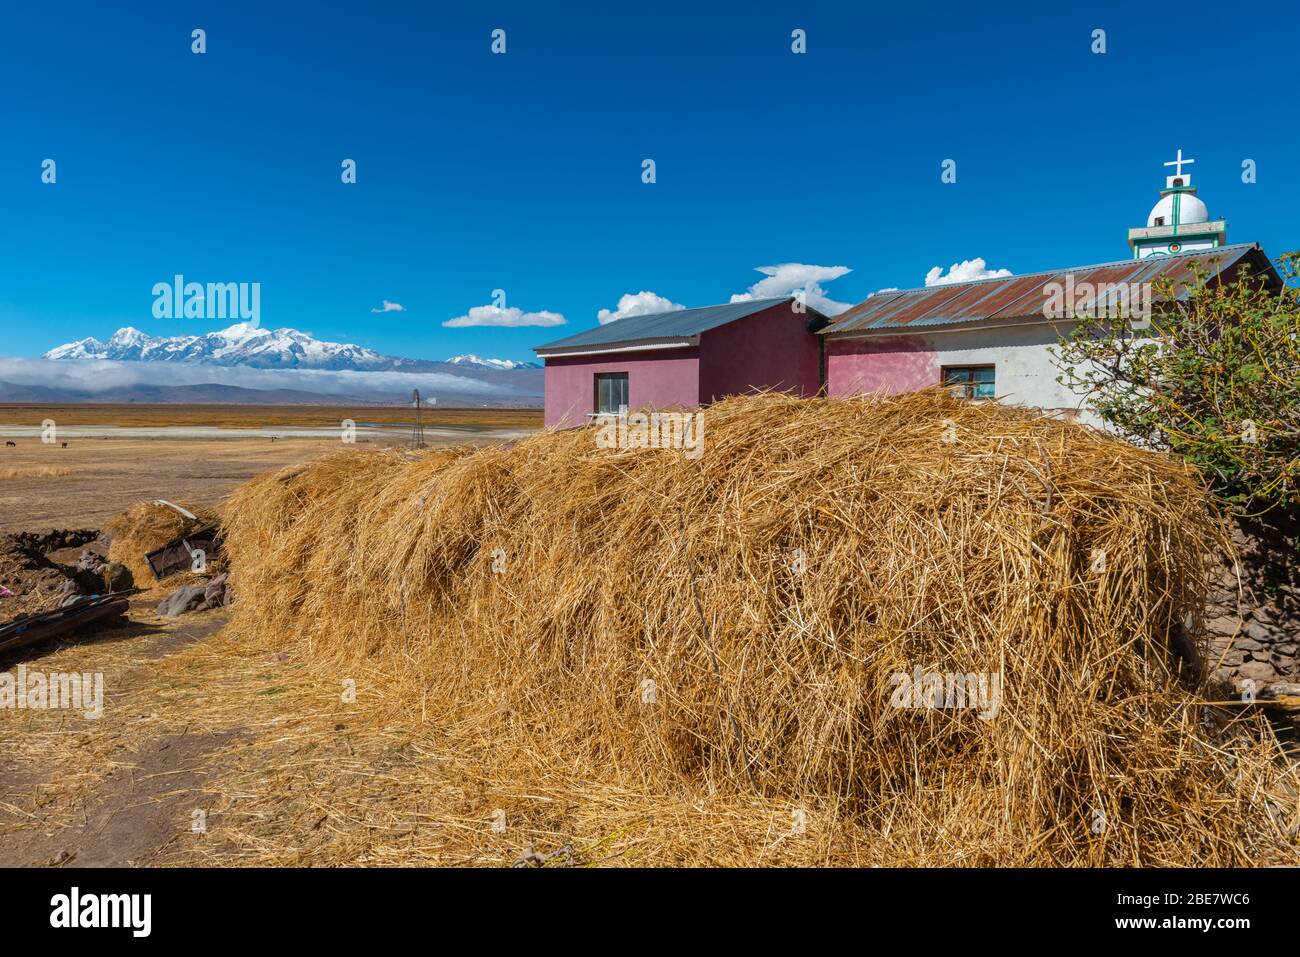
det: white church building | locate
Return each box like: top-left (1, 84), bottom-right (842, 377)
top-left (820, 151), bottom-right (1279, 420)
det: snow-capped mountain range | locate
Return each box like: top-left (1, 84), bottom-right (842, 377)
top-left (44, 324), bottom-right (537, 372)
top-left (446, 354), bottom-right (539, 370)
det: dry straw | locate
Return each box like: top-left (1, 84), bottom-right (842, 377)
top-left (0, 466), bottom-right (75, 480)
top-left (105, 500), bottom-right (217, 586)
top-left (223, 391), bottom-right (1295, 866)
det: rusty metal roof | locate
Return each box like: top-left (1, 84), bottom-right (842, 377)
top-left (822, 243), bottom-right (1277, 336)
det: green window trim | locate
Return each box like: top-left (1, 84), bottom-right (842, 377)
top-left (941, 365), bottom-right (995, 400)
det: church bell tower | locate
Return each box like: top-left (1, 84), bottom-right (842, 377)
top-left (1127, 149), bottom-right (1228, 258)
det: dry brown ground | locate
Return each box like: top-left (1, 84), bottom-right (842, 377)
top-left (0, 403), bottom-right (542, 430)
top-left (0, 405), bottom-right (539, 533)
top-left (0, 438), bottom-right (341, 533)
top-left (0, 607), bottom-right (237, 867)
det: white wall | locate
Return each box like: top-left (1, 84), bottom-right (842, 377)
top-left (925, 322), bottom-right (1104, 427)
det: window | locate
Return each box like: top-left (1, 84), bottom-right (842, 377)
top-left (942, 365), bottom-right (995, 400)
top-left (595, 372), bottom-right (629, 414)
top-left (1153, 216), bottom-right (1165, 226)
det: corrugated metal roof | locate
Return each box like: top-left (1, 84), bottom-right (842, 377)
top-left (535, 297), bottom-right (813, 354)
top-left (822, 243), bottom-right (1276, 336)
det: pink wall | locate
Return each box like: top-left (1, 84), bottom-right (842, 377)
top-left (541, 303), bottom-right (823, 429)
top-left (698, 302), bottom-right (822, 402)
top-left (825, 335), bottom-right (938, 397)
top-left (542, 347), bottom-right (700, 428)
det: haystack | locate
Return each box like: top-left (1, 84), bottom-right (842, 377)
top-left (223, 391), bottom-right (1295, 866)
top-left (105, 500), bottom-right (217, 585)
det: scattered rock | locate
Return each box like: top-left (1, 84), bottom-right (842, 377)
top-left (1245, 622), bottom-right (1274, 642)
top-left (156, 585), bottom-right (207, 618)
top-left (202, 573), bottom-right (229, 608)
top-left (1206, 615), bottom-right (1243, 636)
top-left (1259, 682), bottom-right (1300, 701)
top-left (156, 574), bottom-right (229, 618)
top-left (1237, 660), bottom-right (1278, 682)
top-left (10, 529), bottom-right (99, 554)
top-left (75, 549), bottom-right (104, 573)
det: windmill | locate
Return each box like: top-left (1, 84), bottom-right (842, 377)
top-left (411, 388), bottom-right (425, 448)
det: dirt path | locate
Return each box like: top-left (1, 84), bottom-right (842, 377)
top-left (0, 598), bottom-right (485, 868)
top-left (0, 607), bottom-right (236, 867)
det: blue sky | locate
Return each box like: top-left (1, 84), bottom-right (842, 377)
top-left (2, 0), bottom-right (1297, 363)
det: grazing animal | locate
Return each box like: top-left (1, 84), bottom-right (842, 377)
top-left (4, 441), bottom-right (15, 448)
top-left (61, 442), bottom-right (68, 448)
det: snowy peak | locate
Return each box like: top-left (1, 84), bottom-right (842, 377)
top-left (43, 325), bottom-right (390, 371)
top-left (214, 322), bottom-right (263, 343)
top-left (43, 337), bottom-right (108, 360)
top-left (108, 327), bottom-right (148, 347)
top-left (447, 354), bottom-right (539, 370)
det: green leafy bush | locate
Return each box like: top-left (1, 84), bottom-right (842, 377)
top-left (1054, 252), bottom-right (1299, 522)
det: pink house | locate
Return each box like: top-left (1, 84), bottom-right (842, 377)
top-left (535, 297), bottom-right (827, 429)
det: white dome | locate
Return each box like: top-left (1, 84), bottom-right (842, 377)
top-left (1147, 191), bottom-right (1209, 227)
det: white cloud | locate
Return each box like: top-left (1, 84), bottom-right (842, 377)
top-left (0, 358), bottom-right (508, 398)
top-left (597, 291), bottom-right (685, 325)
top-left (442, 304), bottom-right (566, 328)
top-left (370, 299), bottom-right (407, 313)
top-left (924, 258), bottom-right (1013, 287)
top-left (730, 263), bottom-right (853, 316)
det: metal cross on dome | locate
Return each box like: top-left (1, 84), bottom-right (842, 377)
top-left (1164, 148), bottom-right (1195, 178)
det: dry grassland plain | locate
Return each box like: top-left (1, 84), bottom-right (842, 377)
top-left (0, 404), bottom-right (541, 532)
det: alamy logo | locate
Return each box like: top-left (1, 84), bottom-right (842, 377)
top-left (1042, 275), bottom-right (1151, 327)
top-left (0, 666), bottom-right (103, 719)
top-left (888, 665), bottom-right (1002, 720)
top-left (50, 887), bottom-right (151, 937)
top-left (152, 274), bottom-right (260, 324)
top-left (595, 410), bottom-right (704, 459)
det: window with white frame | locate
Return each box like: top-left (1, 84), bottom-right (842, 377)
top-left (594, 372), bottom-right (629, 414)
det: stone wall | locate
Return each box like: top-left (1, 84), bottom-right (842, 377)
top-left (1203, 519), bottom-right (1298, 694)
